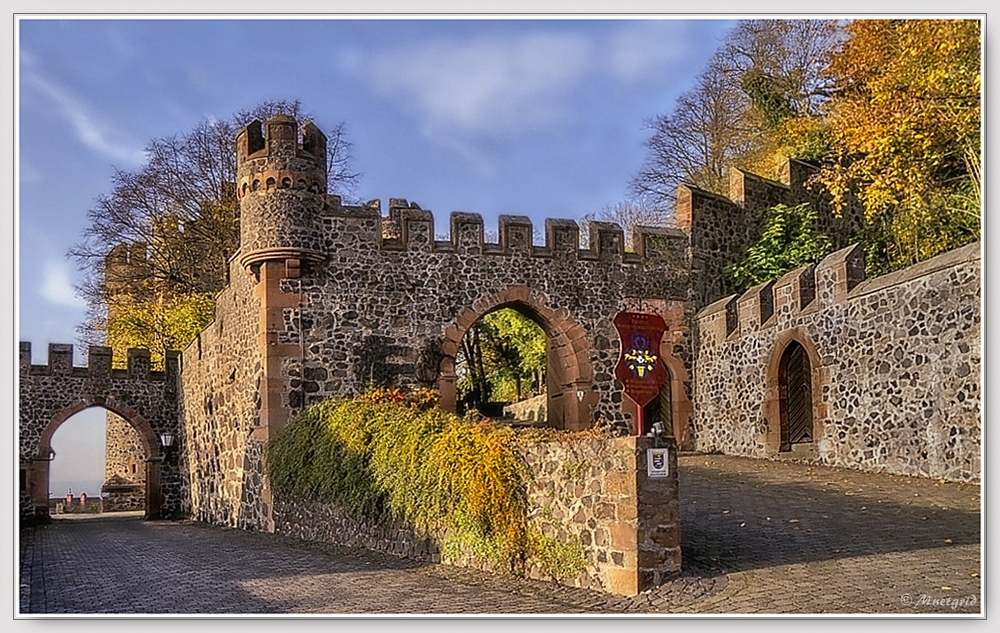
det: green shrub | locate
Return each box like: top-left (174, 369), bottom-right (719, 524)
top-left (527, 529), bottom-right (588, 581)
top-left (267, 388), bottom-right (530, 572)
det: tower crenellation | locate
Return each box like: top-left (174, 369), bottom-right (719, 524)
top-left (236, 115), bottom-right (330, 271)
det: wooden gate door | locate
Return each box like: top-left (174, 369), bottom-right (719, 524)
top-left (779, 341), bottom-right (813, 451)
top-left (641, 367), bottom-right (673, 438)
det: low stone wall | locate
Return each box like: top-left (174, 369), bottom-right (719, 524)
top-left (273, 497), bottom-right (441, 559)
top-left (503, 394), bottom-right (547, 424)
top-left (520, 436), bottom-right (680, 594)
top-left (271, 436), bottom-right (680, 596)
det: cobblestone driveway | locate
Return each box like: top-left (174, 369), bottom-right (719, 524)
top-left (18, 454), bottom-right (981, 616)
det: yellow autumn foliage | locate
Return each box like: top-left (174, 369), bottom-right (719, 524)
top-left (819, 19), bottom-right (981, 271)
top-left (105, 291), bottom-right (216, 370)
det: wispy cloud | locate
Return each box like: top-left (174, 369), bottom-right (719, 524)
top-left (364, 31), bottom-right (593, 138)
top-left (40, 261), bottom-right (87, 310)
top-left (358, 22), bottom-right (714, 143)
top-left (21, 70), bottom-right (145, 166)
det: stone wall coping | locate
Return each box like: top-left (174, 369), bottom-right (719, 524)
top-left (851, 241), bottom-right (981, 299)
top-left (773, 260), bottom-right (814, 290)
top-left (696, 293), bottom-right (738, 318)
top-left (694, 240), bottom-right (981, 341)
top-left (675, 182), bottom-right (735, 204)
top-left (729, 166), bottom-right (792, 205)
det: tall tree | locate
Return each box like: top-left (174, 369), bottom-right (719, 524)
top-left (817, 19), bottom-right (981, 273)
top-left (633, 20), bottom-right (845, 208)
top-left (71, 100), bottom-right (360, 366)
top-left (457, 308), bottom-right (546, 413)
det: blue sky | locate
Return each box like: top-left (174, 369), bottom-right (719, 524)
top-left (18, 17), bottom-right (734, 350)
top-left (16, 16), bottom-right (735, 495)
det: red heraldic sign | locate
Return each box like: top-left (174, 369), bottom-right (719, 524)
top-left (613, 311), bottom-right (668, 434)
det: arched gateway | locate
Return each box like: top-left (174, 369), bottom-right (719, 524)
top-left (438, 286), bottom-right (595, 431)
top-left (18, 343), bottom-right (183, 522)
top-left (172, 116), bottom-right (696, 528)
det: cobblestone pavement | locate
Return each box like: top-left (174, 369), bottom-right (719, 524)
top-left (18, 454), bottom-right (981, 616)
top-left (673, 454), bottom-right (982, 615)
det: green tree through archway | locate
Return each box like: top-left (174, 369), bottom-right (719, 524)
top-left (457, 308), bottom-right (546, 418)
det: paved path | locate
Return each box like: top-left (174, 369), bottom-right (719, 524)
top-left (673, 455), bottom-right (981, 614)
top-left (18, 454), bottom-right (981, 615)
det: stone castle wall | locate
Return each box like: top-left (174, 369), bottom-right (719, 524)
top-left (21, 114), bottom-right (978, 595)
top-left (178, 254), bottom-right (267, 529)
top-left (692, 242), bottom-right (981, 482)
top-left (102, 411), bottom-right (147, 512)
top-left (104, 411), bottom-right (146, 485)
top-left (677, 156), bottom-right (864, 306)
top-left (286, 201), bottom-right (691, 431)
top-left (176, 116), bottom-right (696, 533)
top-left (18, 344), bottom-right (183, 519)
top-left (179, 199), bottom-right (693, 531)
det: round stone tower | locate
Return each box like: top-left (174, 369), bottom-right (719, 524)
top-left (236, 114), bottom-right (329, 270)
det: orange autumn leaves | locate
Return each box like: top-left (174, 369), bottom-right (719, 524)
top-left (818, 19), bottom-right (981, 271)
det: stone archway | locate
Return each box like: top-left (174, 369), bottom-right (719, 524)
top-left (438, 285), bottom-right (595, 431)
top-left (657, 350), bottom-right (693, 450)
top-left (778, 341), bottom-right (813, 450)
top-left (32, 396), bottom-right (164, 520)
top-left (762, 328), bottom-right (826, 455)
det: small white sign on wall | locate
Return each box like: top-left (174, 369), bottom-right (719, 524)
top-left (647, 448), bottom-right (669, 478)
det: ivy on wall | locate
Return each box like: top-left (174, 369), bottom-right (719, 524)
top-left (267, 388), bottom-right (596, 577)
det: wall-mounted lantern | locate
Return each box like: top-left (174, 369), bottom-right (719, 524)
top-left (160, 432), bottom-right (176, 450)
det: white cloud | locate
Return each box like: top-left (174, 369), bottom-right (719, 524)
top-left (21, 71), bottom-right (145, 166)
top-left (358, 23), bottom-right (714, 143)
top-left (40, 261), bottom-right (87, 310)
top-left (364, 31), bottom-right (594, 138)
top-left (604, 21), bottom-right (696, 83)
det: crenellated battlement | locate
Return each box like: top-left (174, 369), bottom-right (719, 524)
top-left (697, 244), bottom-right (862, 343)
top-left (696, 240), bottom-right (981, 345)
top-left (236, 115), bottom-right (328, 201)
top-left (18, 342), bottom-right (180, 381)
top-left (675, 155), bottom-right (865, 306)
top-left (675, 156), bottom-right (837, 227)
top-left (231, 115), bottom-right (695, 273)
top-left (305, 195), bottom-right (690, 265)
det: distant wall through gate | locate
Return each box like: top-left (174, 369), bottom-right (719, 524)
top-left (18, 343), bottom-right (184, 520)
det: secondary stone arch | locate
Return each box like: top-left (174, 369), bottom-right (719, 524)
top-left (34, 396), bottom-right (164, 520)
top-left (657, 348), bottom-right (693, 450)
top-left (762, 328), bottom-right (826, 454)
top-left (438, 285), bottom-right (595, 431)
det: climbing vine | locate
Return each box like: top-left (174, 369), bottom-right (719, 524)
top-left (267, 389), bottom-right (609, 579)
top-left (267, 388), bottom-right (530, 572)
top-left (723, 202), bottom-right (833, 291)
